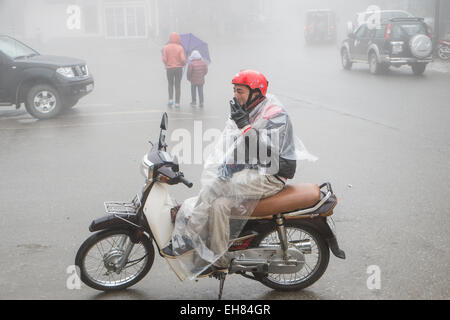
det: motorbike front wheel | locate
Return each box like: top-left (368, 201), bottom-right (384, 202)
top-left (75, 228), bottom-right (155, 291)
top-left (253, 222), bottom-right (330, 291)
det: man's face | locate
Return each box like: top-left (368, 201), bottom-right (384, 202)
top-left (233, 85), bottom-right (250, 106)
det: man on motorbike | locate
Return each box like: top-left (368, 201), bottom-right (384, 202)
top-left (161, 69), bottom-right (314, 278)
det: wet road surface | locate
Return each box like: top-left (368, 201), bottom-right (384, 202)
top-left (1, 36), bottom-right (449, 300)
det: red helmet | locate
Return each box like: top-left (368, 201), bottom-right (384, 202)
top-left (232, 69), bottom-right (268, 96)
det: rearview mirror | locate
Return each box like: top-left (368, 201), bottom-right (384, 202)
top-left (160, 112), bottom-right (168, 130)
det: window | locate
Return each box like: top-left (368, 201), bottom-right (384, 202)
top-left (0, 36), bottom-right (38, 59)
top-left (375, 25), bottom-right (386, 38)
top-left (104, 3), bottom-right (147, 39)
top-left (355, 25), bottom-right (368, 38)
top-left (391, 23), bottom-right (427, 39)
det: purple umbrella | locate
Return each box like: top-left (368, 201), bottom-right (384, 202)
top-left (180, 33), bottom-right (211, 64)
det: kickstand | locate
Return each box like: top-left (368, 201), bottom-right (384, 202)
top-left (216, 272), bottom-right (226, 300)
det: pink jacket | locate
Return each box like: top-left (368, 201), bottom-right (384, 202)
top-left (162, 32), bottom-right (186, 69)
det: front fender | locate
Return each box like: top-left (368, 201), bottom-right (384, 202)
top-left (341, 41), bottom-right (352, 59)
top-left (89, 213), bottom-right (140, 232)
top-left (15, 67), bottom-right (57, 104)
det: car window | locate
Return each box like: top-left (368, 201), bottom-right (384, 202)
top-left (355, 25), bottom-right (368, 38)
top-left (307, 13), bottom-right (328, 24)
top-left (374, 25), bottom-right (386, 38)
top-left (367, 28), bottom-right (377, 39)
top-left (391, 23), bottom-right (427, 39)
top-left (0, 36), bottom-right (38, 59)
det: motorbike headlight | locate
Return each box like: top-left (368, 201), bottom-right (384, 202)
top-left (56, 67), bottom-right (75, 78)
top-left (140, 156), bottom-right (154, 181)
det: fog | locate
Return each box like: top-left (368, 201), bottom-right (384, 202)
top-left (1, 1), bottom-right (450, 300)
top-left (1, 0), bottom-right (443, 111)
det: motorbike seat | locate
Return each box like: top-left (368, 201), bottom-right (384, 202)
top-left (250, 183), bottom-right (321, 218)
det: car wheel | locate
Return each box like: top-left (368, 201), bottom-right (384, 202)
top-left (341, 48), bottom-right (352, 70)
top-left (369, 52), bottom-right (380, 75)
top-left (411, 63), bottom-right (427, 76)
top-left (25, 84), bottom-right (62, 119)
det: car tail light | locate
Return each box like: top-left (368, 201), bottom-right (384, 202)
top-left (385, 23), bottom-right (391, 40)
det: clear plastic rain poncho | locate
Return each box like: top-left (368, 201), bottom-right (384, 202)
top-left (171, 94), bottom-right (317, 279)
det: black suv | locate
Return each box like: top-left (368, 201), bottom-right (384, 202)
top-left (0, 35), bottom-right (94, 119)
top-left (341, 17), bottom-right (433, 75)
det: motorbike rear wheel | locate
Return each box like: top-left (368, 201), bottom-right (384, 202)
top-left (75, 228), bottom-right (154, 291)
top-left (253, 221), bottom-right (330, 291)
top-left (437, 44), bottom-right (450, 60)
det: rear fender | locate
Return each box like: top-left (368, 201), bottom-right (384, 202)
top-left (243, 217), bottom-right (345, 259)
top-left (290, 217), bottom-right (346, 259)
top-left (367, 44), bottom-right (381, 63)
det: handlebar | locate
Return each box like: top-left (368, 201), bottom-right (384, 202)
top-left (157, 166), bottom-right (193, 188)
top-left (179, 176), bottom-right (193, 188)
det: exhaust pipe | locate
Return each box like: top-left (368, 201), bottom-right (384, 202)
top-left (229, 259), bottom-right (269, 274)
top-left (293, 239), bottom-right (312, 254)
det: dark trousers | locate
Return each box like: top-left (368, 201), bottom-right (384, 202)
top-left (166, 67), bottom-right (183, 103)
top-left (190, 84), bottom-right (204, 104)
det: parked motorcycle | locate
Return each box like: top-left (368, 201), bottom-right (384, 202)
top-left (75, 113), bottom-right (346, 299)
top-left (437, 40), bottom-right (450, 60)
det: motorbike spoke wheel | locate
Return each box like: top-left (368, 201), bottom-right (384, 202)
top-left (254, 222), bottom-right (329, 291)
top-left (438, 46), bottom-right (449, 60)
top-left (75, 229), bottom-right (154, 291)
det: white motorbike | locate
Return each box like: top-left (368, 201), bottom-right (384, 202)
top-left (75, 113), bottom-right (346, 299)
top-left (437, 40), bottom-right (450, 60)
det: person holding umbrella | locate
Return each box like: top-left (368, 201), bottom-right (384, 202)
top-left (162, 32), bottom-right (186, 108)
top-left (187, 50), bottom-right (208, 107)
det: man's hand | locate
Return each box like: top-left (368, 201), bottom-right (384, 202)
top-left (230, 98), bottom-right (250, 129)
